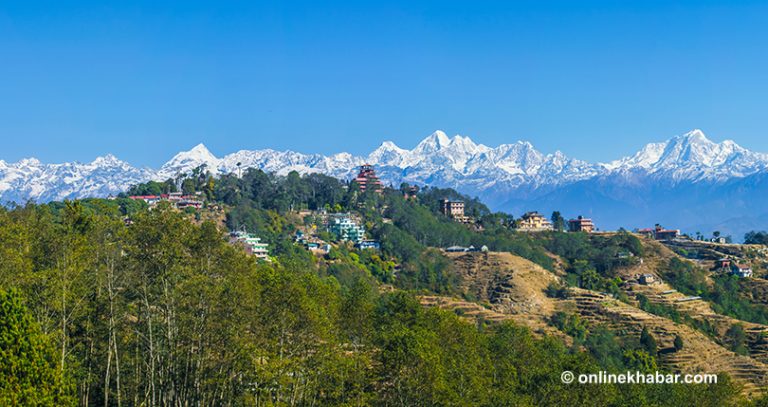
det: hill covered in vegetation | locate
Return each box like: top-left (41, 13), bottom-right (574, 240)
top-left (1, 167), bottom-right (765, 405)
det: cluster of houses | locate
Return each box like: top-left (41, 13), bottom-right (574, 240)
top-left (128, 191), bottom-right (204, 210)
top-left (294, 230), bottom-right (332, 255)
top-left (513, 211), bottom-right (596, 233)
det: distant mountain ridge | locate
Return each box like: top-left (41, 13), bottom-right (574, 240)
top-left (2, 129), bottom-right (767, 238)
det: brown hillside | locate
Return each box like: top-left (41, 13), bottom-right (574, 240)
top-left (422, 249), bottom-right (768, 396)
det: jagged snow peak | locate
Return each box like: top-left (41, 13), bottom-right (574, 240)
top-left (1, 129), bottom-right (767, 204)
top-left (157, 143), bottom-right (221, 179)
top-left (603, 130), bottom-right (768, 181)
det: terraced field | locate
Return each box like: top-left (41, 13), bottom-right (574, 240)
top-left (420, 248), bottom-right (768, 396)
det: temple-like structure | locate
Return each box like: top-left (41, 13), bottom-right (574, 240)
top-left (354, 164), bottom-right (384, 193)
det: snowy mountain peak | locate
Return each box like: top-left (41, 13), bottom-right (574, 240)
top-left (379, 141), bottom-right (401, 149)
top-left (1, 128), bottom-right (767, 206)
top-left (680, 129), bottom-right (708, 142)
top-left (90, 154), bottom-right (124, 167)
top-left (414, 130), bottom-right (451, 152)
top-left (158, 143), bottom-right (221, 179)
top-left (604, 129), bottom-right (768, 181)
top-left (188, 143), bottom-right (217, 159)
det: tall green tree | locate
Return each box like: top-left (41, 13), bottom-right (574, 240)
top-left (551, 211), bottom-right (565, 232)
top-left (0, 289), bottom-right (74, 406)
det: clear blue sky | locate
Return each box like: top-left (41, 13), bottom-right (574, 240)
top-left (2, 0), bottom-right (768, 167)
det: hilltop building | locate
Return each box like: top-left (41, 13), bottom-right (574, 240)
top-left (354, 164), bottom-right (384, 193)
top-left (637, 225), bottom-right (681, 241)
top-left (517, 212), bottom-right (553, 231)
top-left (568, 216), bottom-right (595, 233)
top-left (439, 199), bottom-right (472, 223)
top-left (440, 199), bottom-right (464, 217)
top-left (230, 231), bottom-right (269, 260)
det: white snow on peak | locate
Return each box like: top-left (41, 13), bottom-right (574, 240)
top-left (603, 129), bottom-right (768, 181)
top-left (1, 128), bottom-right (767, 204)
top-left (157, 143), bottom-right (221, 179)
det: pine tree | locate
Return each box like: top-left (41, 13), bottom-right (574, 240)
top-left (551, 211), bottom-right (565, 232)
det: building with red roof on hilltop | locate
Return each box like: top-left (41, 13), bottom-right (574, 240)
top-left (354, 164), bottom-right (384, 193)
top-left (568, 216), bottom-right (595, 233)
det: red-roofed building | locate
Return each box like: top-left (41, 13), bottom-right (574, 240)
top-left (354, 164), bottom-right (384, 193)
top-left (636, 225), bottom-right (680, 240)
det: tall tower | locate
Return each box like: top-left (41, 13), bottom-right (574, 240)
top-left (354, 164), bottom-right (384, 193)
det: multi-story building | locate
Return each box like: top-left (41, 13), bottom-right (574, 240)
top-left (329, 216), bottom-right (366, 244)
top-left (354, 164), bottom-right (384, 193)
top-left (230, 231), bottom-right (270, 260)
top-left (517, 211), bottom-right (553, 231)
top-left (568, 216), bottom-right (595, 233)
top-left (439, 199), bottom-right (465, 218)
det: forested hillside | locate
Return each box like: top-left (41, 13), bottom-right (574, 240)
top-left (0, 168), bottom-right (761, 406)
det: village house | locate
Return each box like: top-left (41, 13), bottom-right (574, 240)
top-left (356, 240), bottom-right (381, 250)
top-left (731, 263), bottom-right (753, 278)
top-left (517, 211), bottom-right (553, 231)
top-left (637, 225), bottom-right (680, 241)
top-left (568, 216), bottom-right (595, 233)
top-left (639, 274), bottom-right (656, 285)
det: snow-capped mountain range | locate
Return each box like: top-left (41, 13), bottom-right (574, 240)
top-left (2, 129), bottom-right (768, 238)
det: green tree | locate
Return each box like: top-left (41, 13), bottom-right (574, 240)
top-left (726, 324), bottom-right (748, 355)
top-left (551, 211), bottom-right (565, 232)
top-left (0, 289), bottom-right (74, 406)
top-left (674, 334), bottom-right (684, 351)
top-left (640, 326), bottom-right (658, 355)
top-left (622, 349), bottom-right (657, 373)
top-left (579, 269), bottom-right (602, 290)
top-left (745, 231), bottom-right (768, 245)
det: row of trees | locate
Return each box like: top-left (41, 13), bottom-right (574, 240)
top-left (1, 202), bottom-right (749, 405)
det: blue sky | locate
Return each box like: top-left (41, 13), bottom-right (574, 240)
top-left (2, 0), bottom-right (768, 167)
